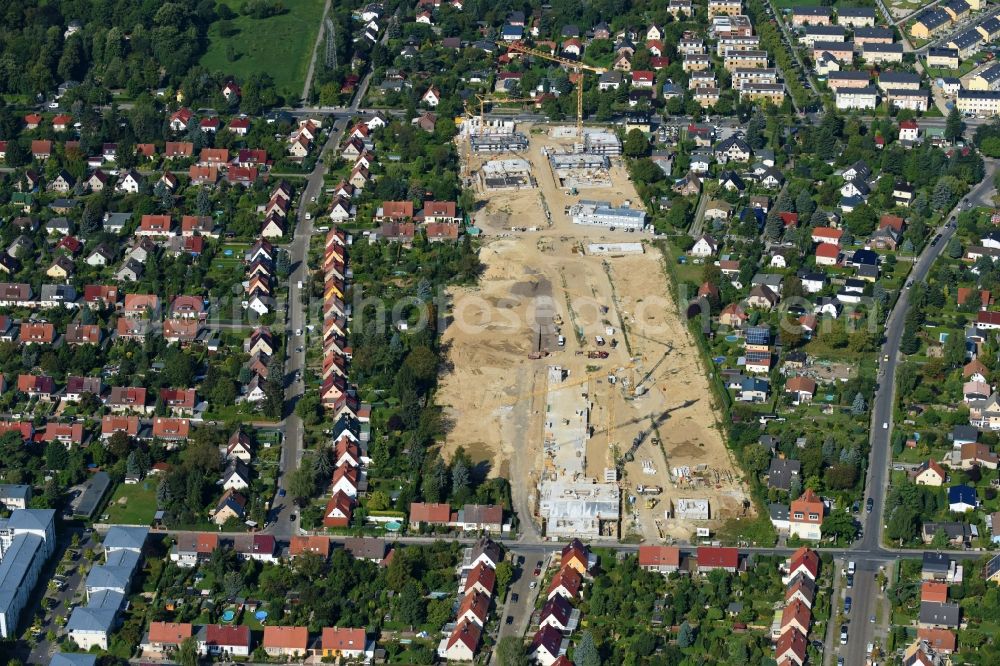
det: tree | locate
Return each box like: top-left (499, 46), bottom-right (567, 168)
top-left (367, 489), bottom-right (390, 511)
top-left (795, 189), bottom-right (815, 218)
top-left (196, 186), bottom-right (211, 216)
top-left (676, 621), bottom-right (694, 648)
top-left (825, 462), bottom-right (858, 489)
top-left (764, 210), bottom-right (783, 242)
top-left (742, 444), bottom-right (771, 476)
top-left (844, 203), bottom-right (878, 237)
top-left (156, 478), bottom-right (171, 509)
top-left (946, 236), bottom-right (963, 259)
top-left (623, 129), bottom-right (650, 158)
top-left (126, 451), bottom-right (142, 478)
top-left (451, 457), bottom-right (470, 496)
top-left (575, 631), bottom-right (600, 666)
top-left (851, 392), bottom-right (867, 415)
top-left (900, 323), bottom-right (920, 355)
top-left (821, 510), bottom-right (859, 542)
top-left (495, 560), bottom-right (514, 594)
top-left (287, 467), bottom-right (317, 503)
top-left (497, 636), bottom-right (529, 666)
top-left (45, 439), bottom-right (68, 470)
top-left (397, 581), bottom-right (426, 626)
top-left (176, 637), bottom-right (199, 666)
top-left (222, 569), bottom-right (244, 597)
top-left (886, 506), bottom-right (918, 543)
top-left (945, 106), bottom-right (964, 144)
top-left (944, 329), bottom-right (966, 367)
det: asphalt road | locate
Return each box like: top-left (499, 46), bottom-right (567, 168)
top-left (24, 529), bottom-right (95, 664)
top-left (266, 46), bottom-right (380, 539)
top-left (489, 551), bottom-right (549, 664)
top-left (844, 157), bottom-right (998, 663)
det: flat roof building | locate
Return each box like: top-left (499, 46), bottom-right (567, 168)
top-left (0, 509), bottom-right (55, 638)
top-left (570, 200), bottom-right (647, 230)
top-left (584, 130), bottom-right (622, 155)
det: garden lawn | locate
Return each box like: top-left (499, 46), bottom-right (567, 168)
top-left (105, 480), bottom-right (158, 525)
top-left (200, 0), bottom-right (326, 100)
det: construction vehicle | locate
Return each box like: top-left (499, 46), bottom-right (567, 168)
top-left (644, 498), bottom-right (659, 510)
top-left (506, 42), bottom-right (607, 136)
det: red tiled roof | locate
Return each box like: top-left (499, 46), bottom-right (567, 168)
top-left (148, 621), bottom-right (192, 644)
top-left (638, 545), bottom-right (680, 568)
top-left (262, 625), bottom-right (308, 650)
top-left (409, 501), bottom-right (451, 523)
top-left (787, 547), bottom-right (819, 579)
top-left (321, 627), bottom-right (366, 652)
top-left (290, 535), bottom-right (331, 558)
top-left (697, 546), bottom-right (739, 569)
top-left (917, 628), bottom-right (956, 653)
top-left (921, 581), bottom-right (948, 603)
top-left (205, 624), bottom-right (250, 648)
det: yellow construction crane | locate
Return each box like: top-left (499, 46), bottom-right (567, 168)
top-left (506, 42), bottom-right (607, 136)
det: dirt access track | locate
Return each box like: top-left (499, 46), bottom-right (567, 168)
top-left (436, 124), bottom-right (752, 542)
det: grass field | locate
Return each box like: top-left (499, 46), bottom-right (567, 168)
top-left (200, 0), bottom-right (326, 101)
top-left (105, 480), bottom-right (158, 525)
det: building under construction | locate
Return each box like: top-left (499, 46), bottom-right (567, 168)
top-left (478, 159), bottom-right (536, 190)
top-left (537, 365), bottom-right (620, 538)
top-left (471, 132), bottom-right (529, 153)
top-left (584, 130), bottom-right (622, 155)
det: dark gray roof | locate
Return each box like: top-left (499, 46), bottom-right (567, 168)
top-left (981, 16), bottom-right (1000, 34)
top-left (879, 71), bottom-right (921, 85)
top-left (804, 25), bottom-right (847, 36)
top-left (951, 29), bottom-right (983, 49)
top-left (979, 64), bottom-right (1000, 84)
top-left (831, 70), bottom-right (871, 80)
top-left (838, 7), bottom-right (876, 17)
top-left (922, 551), bottom-right (951, 572)
top-left (917, 8), bottom-right (951, 29)
top-left (767, 458), bottom-right (801, 490)
top-left (918, 601), bottom-right (960, 627)
top-left (952, 425), bottom-right (979, 441)
top-left (74, 471), bottom-right (111, 519)
top-left (854, 26), bottom-right (893, 39)
top-left (928, 46), bottom-right (959, 58)
top-left (864, 42), bottom-right (903, 53)
top-left (794, 6), bottom-right (832, 15)
top-left (922, 522), bottom-right (971, 540)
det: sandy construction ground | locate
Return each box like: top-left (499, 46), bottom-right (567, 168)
top-left (437, 124), bottom-right (751, 542)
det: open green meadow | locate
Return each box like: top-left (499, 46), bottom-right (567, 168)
top-left (200, 0), bottom-right (326, 100)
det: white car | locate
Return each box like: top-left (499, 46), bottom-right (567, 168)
top-left (882, 422), bottom-right (888, 429)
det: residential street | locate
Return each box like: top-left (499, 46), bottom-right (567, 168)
top-left (845, 156), bottom-right (998, 663)
top-left (265, 15), bottom-right (386, 541)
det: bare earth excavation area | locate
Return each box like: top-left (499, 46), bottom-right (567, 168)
top-left (437, 124), bottom-right (751, 542)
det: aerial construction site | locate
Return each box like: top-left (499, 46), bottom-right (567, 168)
top-left (438, 116), bottom-right (752, 543)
